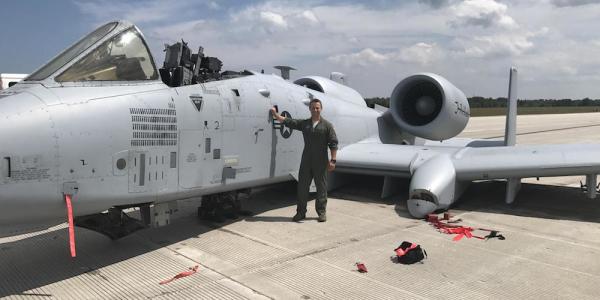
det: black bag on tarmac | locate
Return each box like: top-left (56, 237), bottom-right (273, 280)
top-left (394, 241), bottom-right (427, 264)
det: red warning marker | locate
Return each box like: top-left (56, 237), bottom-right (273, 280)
top-left (355, 262), bottom-right (368, 273)
top-left (65, 194), bottom-right (76, 258)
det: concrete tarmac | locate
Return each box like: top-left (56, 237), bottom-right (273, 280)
top-left (1, 112), bottom-right (600, 299)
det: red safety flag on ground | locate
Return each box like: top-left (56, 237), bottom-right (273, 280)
top-left (355, 262), bottom-right (368, 273)
top-left (427, 213), bottom-right (484, 241)
top-left (426, 213), bottom-right (504, 241)
top-left (64, 194), bottom-right (76, 257)
top-left (160, 265), bottom-right (199, 285)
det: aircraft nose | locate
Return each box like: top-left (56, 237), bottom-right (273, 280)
top-left (0, 91), bottom-right (60, 225)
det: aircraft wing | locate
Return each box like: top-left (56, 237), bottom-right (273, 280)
top-left (337, 141), bottom-right (600, 180)
top-left (335, 139), bottom-right (460, 178)
top-left (452, 144), bottom-right (600, 180)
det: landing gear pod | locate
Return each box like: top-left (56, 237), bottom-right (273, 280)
top-left (407, 155), bottom-right (456, 218)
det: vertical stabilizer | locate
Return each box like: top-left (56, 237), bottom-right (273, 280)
top-left (504, 67), bottom-right (521, 204)
top-left (504, 67), bottom-right (518, 146)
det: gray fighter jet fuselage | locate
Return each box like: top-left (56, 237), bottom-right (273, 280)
top-left (0, 21), bottom-right (381, 236)
top-left (2, 21), bottom-right (600, 239)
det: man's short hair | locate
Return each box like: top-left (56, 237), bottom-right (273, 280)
top-left (309, 98), bottom-right (322, 108)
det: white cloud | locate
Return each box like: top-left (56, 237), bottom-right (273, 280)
top-left (300, 10), bottom-right (319, 24)
top-left (450, 0), bottom-right (519, 29)
top-left (328, 48), bottom-right (389, 67)
top-left (328, 43), bottom-right (442, 67)
top-left (457, 32), bottom-right (535, 58)
top-left (71, 0), bottom-right (600, 98)
top-left (551, 0), bottom-right (600, 7)
top-left (396, 42), bottom-right (442, 65)
top-left (260, 11), bottom-right (288, 30)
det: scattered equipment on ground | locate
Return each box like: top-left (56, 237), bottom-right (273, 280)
top-left (426, 213), bottom-right (505, 241)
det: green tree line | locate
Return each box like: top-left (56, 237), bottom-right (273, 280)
top-left (364, 97), bottom-right (600, 108)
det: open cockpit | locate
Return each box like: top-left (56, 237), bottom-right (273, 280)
top-left (158, 39), bottom-right (252, 87)
top-left (22, 21), bottom-right (252, 87)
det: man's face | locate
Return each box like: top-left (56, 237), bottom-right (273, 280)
top-left (309, 101), bottom-right (322, 118)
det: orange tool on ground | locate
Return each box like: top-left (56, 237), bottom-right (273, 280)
top-left (160, 265), bottom-right (199, 285)
top-left (355, 262), bottom-right (368, 273)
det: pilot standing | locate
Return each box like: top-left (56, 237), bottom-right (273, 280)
top-left (270, 99), bottom-right (338, 222)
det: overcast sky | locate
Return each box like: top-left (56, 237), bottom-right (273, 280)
top-left (2, 0), bottom-right (600, 99)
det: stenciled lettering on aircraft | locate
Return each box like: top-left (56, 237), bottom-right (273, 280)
top-left (280, 111), bottom-right (293, 138)
top-left (236, 167), bottom-right (252, 174)
top-left (10, 168), bottom-right (51, 181)
top-left (186, 153), bottom-right (198, 163)
top-left (454, 101), bottom-right (470, 117)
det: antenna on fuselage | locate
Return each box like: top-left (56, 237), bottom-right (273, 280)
top-left (274, 66), bottom-right (296, 80)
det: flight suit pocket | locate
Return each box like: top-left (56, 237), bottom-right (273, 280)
top-left (313, 127), bottom-right (326, 136)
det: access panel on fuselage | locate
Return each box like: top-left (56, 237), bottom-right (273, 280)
top-left (176, 84), bottom-right (223, 188)
top-left (217, 81), bottom-right (274, 184)
top-left (265, 81), bottom-right (304, 178)
top-left (126, 92), bottom-right (179, 195)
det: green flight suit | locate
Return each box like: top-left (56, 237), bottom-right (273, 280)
top-left (283, 117), bottom-right (338, 216)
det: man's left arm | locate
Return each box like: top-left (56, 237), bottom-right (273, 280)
top-left (327, 123), bottom-right (338, 171)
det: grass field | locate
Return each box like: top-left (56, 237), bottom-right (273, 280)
top-left (470, 106), bottom-right (600, 117)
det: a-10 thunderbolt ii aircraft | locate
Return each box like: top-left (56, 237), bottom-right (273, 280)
top-left (2, 21), bottom-right (600, 251)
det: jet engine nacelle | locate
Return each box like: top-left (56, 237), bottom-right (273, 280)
top-left (389, 73), bottom-right (469, 141)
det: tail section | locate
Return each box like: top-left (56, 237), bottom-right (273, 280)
top-left (504, 67), bottom-right (518, 146)
top-left (504, 67), bottom-right (521, 204)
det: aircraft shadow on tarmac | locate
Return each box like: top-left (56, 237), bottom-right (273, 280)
top-left (1, 176), bottom-right (598, 297)
top-left (331, 174), bottom-right (600, 224)
top-left (0, 183), bottom-right (301, 298)
top-left (455, 180), bottom-right (600, 223)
